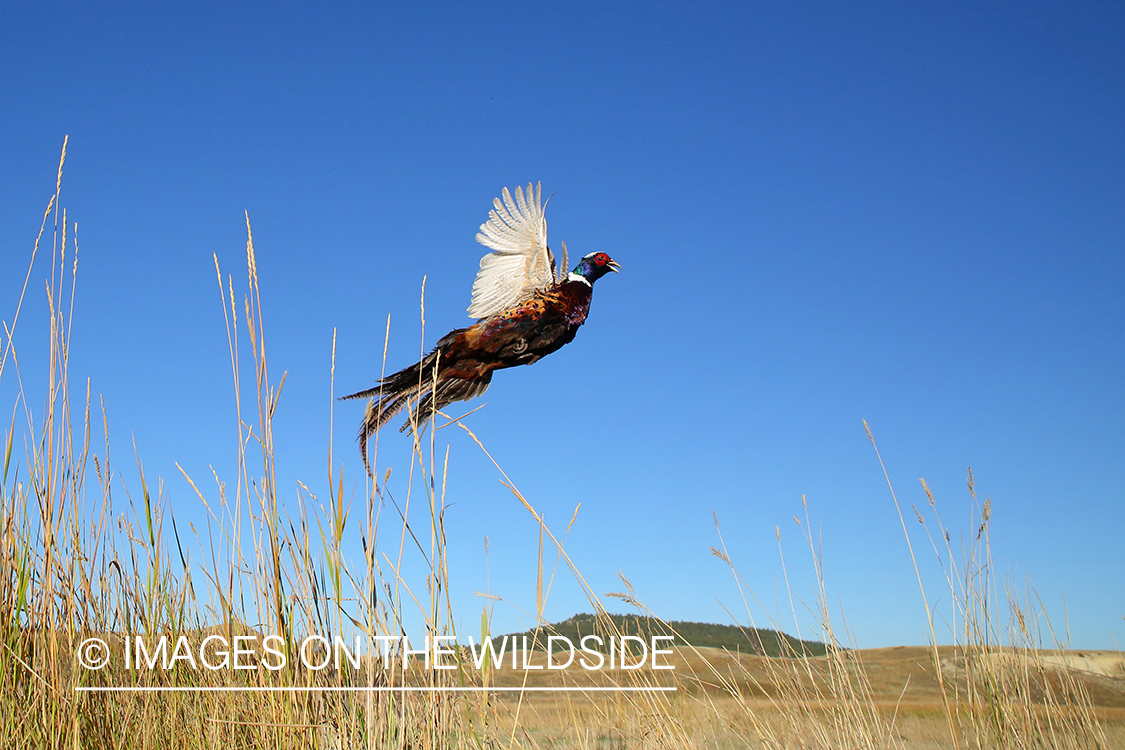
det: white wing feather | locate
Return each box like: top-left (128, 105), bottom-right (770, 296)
top-left (468, 183), bottom-right (559, 319)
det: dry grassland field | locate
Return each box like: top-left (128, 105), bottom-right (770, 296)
top-left (482, 645), bottom-right (1125, 748)
top-left (2, 147), bottom-right (1123, 750)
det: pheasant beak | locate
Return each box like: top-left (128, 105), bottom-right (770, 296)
top-left (607, 259), bottom-right (622, 273)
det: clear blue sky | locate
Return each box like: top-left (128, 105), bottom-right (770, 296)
top-left (1, 1), bottom-right (1122, 649)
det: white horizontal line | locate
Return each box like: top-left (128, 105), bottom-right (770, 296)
top-left (76, 685), bottom-right (677, 693)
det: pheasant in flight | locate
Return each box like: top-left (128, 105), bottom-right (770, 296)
top-left (343, 183), bottom-right (620, 467)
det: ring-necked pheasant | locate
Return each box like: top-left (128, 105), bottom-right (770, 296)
top-left (343, 183), bottom-right (620, 468)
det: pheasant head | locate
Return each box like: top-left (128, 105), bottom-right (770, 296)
top-left (568, 252), bottom-right (622, 285)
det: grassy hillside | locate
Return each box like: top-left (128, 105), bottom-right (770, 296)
top-left (500, 612), bottom-right (828, 657)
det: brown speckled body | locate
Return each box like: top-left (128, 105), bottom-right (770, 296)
top-left (439, 280), bottom-right (594, 379)
top-left (341, 279), bottom-right (599, 451)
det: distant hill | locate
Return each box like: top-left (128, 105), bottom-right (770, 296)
top-left (499, 613), bottom-right (827, 657)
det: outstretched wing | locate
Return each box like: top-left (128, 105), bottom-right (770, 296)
top-left (468, 183), bottom-right (558, 319)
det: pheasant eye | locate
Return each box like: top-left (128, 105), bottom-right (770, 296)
top-left (595, 254), bottom-right (606, 265)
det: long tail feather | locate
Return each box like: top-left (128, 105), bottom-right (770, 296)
top-left (404, 373), bottom-right (492, 433)
top-left (342, 340), bottom-right (491, 475)
top-left (340, 347), bottom-right (439, 476)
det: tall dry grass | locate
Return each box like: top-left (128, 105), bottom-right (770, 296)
top-left (867, 424), bottom-right (1110, 750)
top-left (681, 432), bottom-right (1114, 750)
top-left (0, 140), bottom-right (691, 749)
top-left (0, 141), bottom-right (1114, 749)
